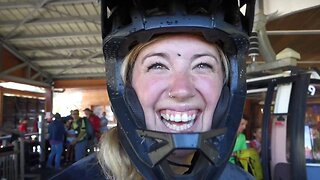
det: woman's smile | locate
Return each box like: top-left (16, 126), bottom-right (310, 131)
top-left (159, 109), bottom-right (198, 131)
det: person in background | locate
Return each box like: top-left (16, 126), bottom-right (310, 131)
top-left (61, 110), bottom-right (73, 124)
top-left (250, 127), bottom-right (262, 154)
top-left (100, 112), bottom-right (109, 134)
top-left (47, 113), bottom-right (65, 170)
top-left (18, 118), bottom-right (28, 133)
top-left (64, 119), bottom-right (76, 164)
top-left (32, 118), bottom-right (39, 133)
top-left (230, 115), bottom-right (249, 164)
top-left (71, 109), bottom-right (91, 161)
top-left (83, 108), bottom-right (101, 141)
top-left (235, 124), bottom-right (263, 180)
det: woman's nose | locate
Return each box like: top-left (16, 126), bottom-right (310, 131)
top-left (168, 73), bottom-right (195, 100)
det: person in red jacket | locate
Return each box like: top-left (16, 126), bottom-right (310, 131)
top-left (18, 118), bottom-right (28, 133)
top-left (83, 108), bottom-right (101, 141)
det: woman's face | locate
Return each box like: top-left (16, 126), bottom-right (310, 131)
top-left (237, 118), bottom-right (248, 134)
top-left (254, 128), bottom-right (262, 141)
top-left (132, 34), bottom-right (224, 133)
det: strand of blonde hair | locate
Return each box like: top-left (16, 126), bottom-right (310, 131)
top-left (98, 128), bottom-right (143, 180)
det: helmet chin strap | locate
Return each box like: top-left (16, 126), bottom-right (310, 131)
top-left (136, 129), bottom-right (227, 166)
top-left (126, 128), bottom-right (229, 179)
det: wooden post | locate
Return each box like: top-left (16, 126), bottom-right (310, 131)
top-left (44, 88), bottom-right (52, 113)
top-left (0, 87), bottom-right (3, 126)
top-left (19, 137), bottom-right (25, 180)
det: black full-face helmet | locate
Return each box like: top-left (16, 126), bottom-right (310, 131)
top-left (101, 0), bottom-right (255, 179)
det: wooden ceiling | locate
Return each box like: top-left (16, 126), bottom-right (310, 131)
top-left (0, 1), bottom-right (319, 87)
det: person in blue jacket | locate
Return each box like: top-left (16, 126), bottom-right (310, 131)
top-left (47, 113), bottom-right (65, 170)
top-left (53, 0), bottom-right (256, 179)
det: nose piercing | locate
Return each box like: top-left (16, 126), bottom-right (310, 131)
top-left (169, 92), bottom-right (174, 98)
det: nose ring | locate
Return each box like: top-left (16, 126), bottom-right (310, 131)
top-left (169, 92), bottom-right (174, 98)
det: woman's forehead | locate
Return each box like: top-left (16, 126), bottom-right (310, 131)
top-left (138, 34), bottom-right (218, 56)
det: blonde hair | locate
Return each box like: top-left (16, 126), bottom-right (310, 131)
top-left (98, 34), bottom-right (230, 179)
top-left (98, 128), bottom-right (143, 179)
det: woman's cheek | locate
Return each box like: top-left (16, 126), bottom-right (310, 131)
top-left (136, 77), bottom-right (168, 105)
top-left (195, 77), bottom-right (223, 97)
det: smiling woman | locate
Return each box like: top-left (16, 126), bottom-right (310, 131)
top-left (52, 0), bottom-right (255, 179)
top-left (130, 34), bottom-right (225, 133)
top-left (100, 33), bottom-right (228, 178)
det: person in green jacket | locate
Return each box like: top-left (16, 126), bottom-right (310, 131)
top-left (230, 115), bottom-right (249, 164)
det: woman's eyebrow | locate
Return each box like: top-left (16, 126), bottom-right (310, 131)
top-left (191, 53), bottom-right (219, 62)
top-left (140, 52), bottom-right (168, 64)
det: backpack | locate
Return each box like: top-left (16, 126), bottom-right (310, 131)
top-left (74, 118), bottom-right (94, 141)
top-left (235, 148), bottom-right (263, 180)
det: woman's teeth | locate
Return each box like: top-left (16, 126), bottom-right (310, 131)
top-left (163, 120), bottom-right (193, 131)
top-left (161, 113), bottom-right (196, 122)
top-left (160, 112), bottom-right (196, 131)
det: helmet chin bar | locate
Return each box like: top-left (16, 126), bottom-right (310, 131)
top-left (136, 128), bottom-right (228, 179)
top-left (136, 128), bottom-right (226, 166)
top-left (118, 127), bottom-right (230, 179)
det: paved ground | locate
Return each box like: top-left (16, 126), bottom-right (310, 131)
top-left (26, 161), bottom-right (72, 180)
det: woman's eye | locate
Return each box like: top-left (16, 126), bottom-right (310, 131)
top-left (147, 62), bottom-right (167, 71)
top-left (195, 63), bottom-right (213, 70)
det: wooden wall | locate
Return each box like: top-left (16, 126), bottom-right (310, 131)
top-left (52, 87), bottom-right (109, 117)
top-left (0, 87), bottom-right (50, 127)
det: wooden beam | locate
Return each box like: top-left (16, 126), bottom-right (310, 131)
top-left (54, 79), bottom-right (106, 88)
top-left (44, 88), bottom-right (52, 112)
top-left (2, 88), bottom-right (45, 98)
